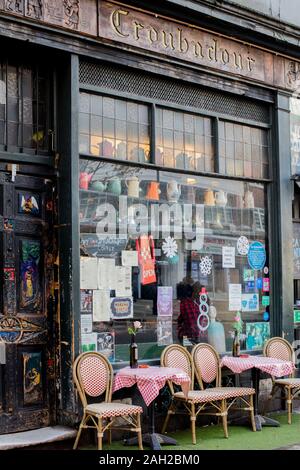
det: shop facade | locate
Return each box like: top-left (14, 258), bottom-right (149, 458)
top-left (0, 0), bottom-right (298, 433)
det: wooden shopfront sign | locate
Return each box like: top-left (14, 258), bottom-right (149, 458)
top-left (1, 0), bottom-right (300, 90)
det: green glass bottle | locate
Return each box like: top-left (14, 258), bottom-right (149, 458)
top-left (232, 330), bottom-right (240, 357)
top-left (130, 335), bottom-right (138, 368)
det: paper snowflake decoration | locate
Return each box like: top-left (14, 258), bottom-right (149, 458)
top-left (200, 256), bottom-right (213, 275)
top-left (162, 236), bottom-right (178, 258)
top-left (237, 236), bottom-right (249, 255)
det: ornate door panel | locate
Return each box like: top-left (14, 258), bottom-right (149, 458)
top-left (0, 171), bottom-right (56, 433)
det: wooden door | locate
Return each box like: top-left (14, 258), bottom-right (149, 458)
top-left (0, 170), bottom-right (56, 433)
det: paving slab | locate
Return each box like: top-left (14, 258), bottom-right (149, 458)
top-left (0, 426), bottom-right (76, 450)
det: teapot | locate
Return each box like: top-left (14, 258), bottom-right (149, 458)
top-left (146, 181), bottom-right (161, 201)
top-left (215, 190), bottom-right (227, 207)
top-left (79, 172), bottom-right (93, 190)
top-left (244, 190), bottom-right (255, 208)
top-left (107, 178), bottom-right (122, 196)
top-left (204, 189), bottom-right (215, 206)
top-left (166, 180), bottom-right (181, 203)
top-left (126, 176), bottom-right (141, 198)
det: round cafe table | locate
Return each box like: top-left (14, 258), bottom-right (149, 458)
top-left (113, 366), bottom-right (190, 450)
top-left (221, 355), bottom-right (295, 431)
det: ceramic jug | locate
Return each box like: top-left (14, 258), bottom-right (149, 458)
top-left (90, 180), bottom-right (106, 192)
top-left (146, 181), bottom-right (161, 200)
top-left (107, 178), bottom-right (122, 196)
top-left (126, 176), bottom-right (141, 198)
top-left (204, 189), bottom-right (215, 206)
top-left (166, 180), bottom-right (181, 203)
top-left (79, 172), bottom-right (93, 190)
top-left (215, 190), bottom-right (227, 207)
top-left (244, 190), bottom-right (255, 208)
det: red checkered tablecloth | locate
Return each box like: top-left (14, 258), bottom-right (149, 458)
top-left (221, 355), bottom-right (295, 377)
top-left (113, 366), bottom-right (190, 406)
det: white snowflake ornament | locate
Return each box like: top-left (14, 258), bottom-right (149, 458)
top-left (237, 236), bottom-right (249, 255)
top-left (200, 256), bottom-right (213, 275)
top-left (162, 236), bottom-right (178, 258)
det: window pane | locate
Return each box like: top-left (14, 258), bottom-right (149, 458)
top-left (156, 108), bottom-right (215, 171)
top-left (79, 94), bottom-right (150, 162)
top-left (220, 120), bottom-right (269, 178)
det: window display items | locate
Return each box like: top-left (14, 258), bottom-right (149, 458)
top-left (204, 189), bottom-right (215, 206)
top-left (107, 177), bottom-right (122, 195)
top-left (89, 180), bottom-right (106, 192)
top-left (244, 189), bottom-right (255, 208)
top-left (207, 305), bottom-right (226, 353)
top-left (79, 172), bottom-right (93, 190)
top-left (197, 291), bottom-right (210, 332)
top-left (177, 283), bottom-right (209, 343)
top-left (162, 236), bottom-right (178, 259)
top-left (166, 180), bottom-right (181, 203)
top-left (136, 234), bottom-right (156, 285)
top-left (146, 181), bottom-right (161, 200)
top-left (215, 190), bottom-right (227, 207)
top-left (126, 176), bottom-right (141, 198)
top-left (200, 256), bottom-right (213, 275)
top-left (237, 236), bottom-right (250, 255)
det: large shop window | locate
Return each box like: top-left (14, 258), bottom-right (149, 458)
top-left (79, 93), bottom-right (270, 364)
top-left (0, 60), bottom-right (50, 154)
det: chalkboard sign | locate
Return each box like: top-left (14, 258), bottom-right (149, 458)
top-left (80, 234), bottom-right (127, 257)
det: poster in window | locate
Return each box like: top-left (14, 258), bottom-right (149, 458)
top-left (157, 286), bottom-right (173, 317)
top-left (81, 333), bottom-right (97, 352)
top-left (246, 322), bottom-right (270, 350)
top-left (97, 332), bottom-right (115, 362)
top-left (157, 317), bottom-right (173, 346)
top-left (80, 290), bottom-right (93, 313)
top-left (110, 297), bottom-right (133, 319)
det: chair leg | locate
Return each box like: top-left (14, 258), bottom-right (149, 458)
top-left (97, 417), bottom-right (103, 451)
top-left (221, 400), bottom-right (228, 439)
top-left (190, 403), bottom-right (196, 445)
top-left (73, 413), bottom-right (86, 450)
top-left (136, 413), bottom-right (143, 450)
top-left (108, 418), bottom-right (112, 445)
top-left (249, 395), bottom-right (256, 432)
top-left (162, 401), bottom-right (176, 434)
top-left (287, 388), bottom-right (292, 425)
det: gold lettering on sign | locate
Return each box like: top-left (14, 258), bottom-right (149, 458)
top-left (177, 28), bottom-right (189, 54)
top-left (110, 8), bottom-right (129, 37)
top-left (133, 21), bottom-right (144, 41)
top-left (148, 26), bottom-right (158, 44)
top-left (193, 41), bottom-right (204, 58)
top-left (233, 52), bottom-right (243, 70)
top-left (107, 7), bottom-right (257, 75)
top-left (161, 30), bottom-right (175, 50)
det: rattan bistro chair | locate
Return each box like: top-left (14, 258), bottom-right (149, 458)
top-left (264, 337), bottom-right (300, 424)
top-left (73, 352), bottom-right (143, 450)
top-left (161, 344), bottom-right (232, 445)
top-left (192, 343), bottom-right (256, 432)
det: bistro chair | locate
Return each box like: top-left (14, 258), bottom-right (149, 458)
top-left (192, 343), bottom-right (256, 432)
top-left (161, 344), bottom-right (236, 444)
top-left (263, 337), bottom-right (300, 424)
top-left (73, 352), bottom-right (143, 450)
